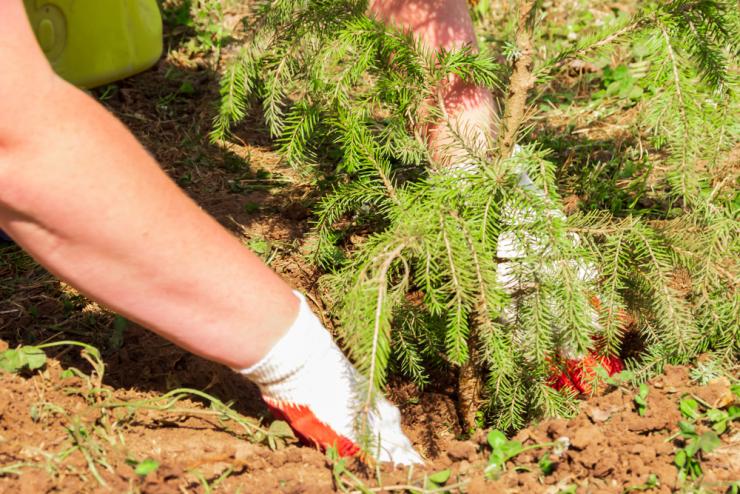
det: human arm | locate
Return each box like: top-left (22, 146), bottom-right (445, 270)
top-left (0, 0), bottom-right (298, 369)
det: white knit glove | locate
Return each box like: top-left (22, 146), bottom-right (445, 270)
top-left (445, 155), bottom-right (590, 292)
top-left (449, 153), bottom-right (598, 345)
top-left (447, 154), bottom-right (625, 393)
top-left (237, 291), bottom-right (422, 465)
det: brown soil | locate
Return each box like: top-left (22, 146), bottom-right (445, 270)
top-left (1, 351), bottom-right (737, 493)
top-left (2, 1), bottom-right (738, 492)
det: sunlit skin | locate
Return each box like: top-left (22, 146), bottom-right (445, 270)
top-left (369, 0), bottom-right (496, 165)
top-left (0, 0), bottom-right (491, 369)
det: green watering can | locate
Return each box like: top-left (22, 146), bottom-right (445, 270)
top-left (23, 0), bottom-right (163, 88)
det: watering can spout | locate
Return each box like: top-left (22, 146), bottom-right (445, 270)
top-left (23, 0), bottom-right (163, 88)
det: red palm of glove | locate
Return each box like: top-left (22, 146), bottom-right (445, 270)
top-left (549, 353), bottom-right (624, 395)
top-left (549, 296), bottom-right (631, 395)
top-left (264, 397), bottom-right (360, 457)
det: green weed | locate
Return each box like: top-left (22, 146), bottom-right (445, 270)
top-left (484, 429), bottom-right (566, 478)
top-left (97, 386), bottom-right (296, 449)
top-left (0, 463), bottom-right (34, 477)
top-left (668, 391), bottom-right (739, 488)
top-left (162, 0), bottom-right (232, 63)
top-left (126, 457), bottom-right (160, 477)
top-left (624, 474), bottom-right (660, 492)
top-left (673, 421), bottom-right (721, 481)
top-left (634, 383), bottom-right (649, 416)
top-left (190, 466), bottom-right (234, 494)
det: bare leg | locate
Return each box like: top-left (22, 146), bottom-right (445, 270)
top-left (368, 0), bottom-right (496, 166)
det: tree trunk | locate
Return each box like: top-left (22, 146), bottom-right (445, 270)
top-left (457, 330), bottom-right (485, 432)
top-left (498, 0), bottom-right (536, 159)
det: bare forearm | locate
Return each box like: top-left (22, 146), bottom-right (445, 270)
top-left (0, 79), bottom-right (297, 368)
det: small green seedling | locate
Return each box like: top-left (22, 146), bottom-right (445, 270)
top-left (109, 315), bottom-right (127, 351)
top-left (326, 446), bottom-right (346, 480)
top-left (178, 81), bottom-right (196, 95)
top-left (248, 236), bottom-right (271, 258)
top-left (679, 397), bottom-right (700, 420)
top-left (593, 64), bottom-right (644, 102)
top-left (0, 345), bottom-right (47, 373)
top-left (100, 387), bottom-right (296, 449)
top-left (126, 458), bottom-right (160, 477)
top-left (425, 468), bottom-right (451, 489)
top-left (486, 430), bottom-right (523, 476)
top-left (624, 474), bottom-right (660, 492)
top-left (485, 429), bottom-right (566, 478)
top-left (538, 453), bottom-right (555, 475)
top-left (266, 420), bottom-right (296, 451)
top-left (244, 201), bottom-right (261, 214)
top-left (595, 366), bottom-right (635, 388)
top-left (0, 341), bottom-right (103, 377)
top-left (0, 462), bottom-right (32, 476)
top-left (325, 446), bottom-right (373, 494)
top-left (668, 391), bottom-right (739, 486)
top-left (634, 383), bottom-right (649, 416)
top-left (190, 466), bottom-right (234, 494)
top-left (705, 406), bottom-right (739, 434)
top-left (674, 420), bottom-right (721, 481)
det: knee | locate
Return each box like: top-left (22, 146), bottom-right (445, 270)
top-left (369, 0), bottom-right (477, 51)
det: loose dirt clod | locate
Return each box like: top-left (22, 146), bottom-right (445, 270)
top-left (446, 440), bottom-right (479, 462)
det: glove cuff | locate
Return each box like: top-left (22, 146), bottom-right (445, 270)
top-left (236, 290), bottom-right (331, 386)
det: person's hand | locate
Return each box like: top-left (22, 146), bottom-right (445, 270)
top-left (488, 168), bottom-right (630, 395)
top-left (549, 350), bottom-right (624, 395)
top-left (238, 292), bottom-right (422, 465)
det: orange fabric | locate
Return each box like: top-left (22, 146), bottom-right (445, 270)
top-left (549, 353), bottom-right (624, 395)
top-left (548, 296), bottom-right (629, 395)
top-left (264, 397), bottom-right (360, 457)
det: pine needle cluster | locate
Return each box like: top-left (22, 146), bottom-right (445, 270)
top-left (213, 0), bottom-right (738, 431)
